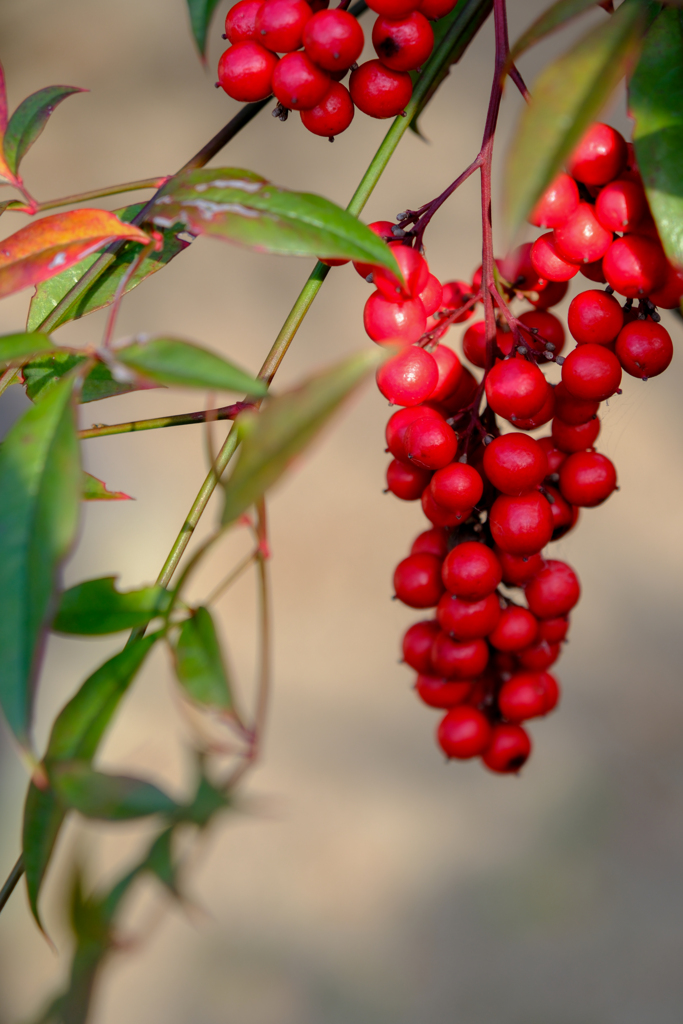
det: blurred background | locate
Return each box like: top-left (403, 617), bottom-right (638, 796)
top-left (1, 0), bottom-right (683, 1021)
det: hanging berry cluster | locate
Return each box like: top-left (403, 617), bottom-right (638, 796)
top-left (343, 122), bottom-right (677, 773)
top-left (217, 0), bottom-right (458, 139)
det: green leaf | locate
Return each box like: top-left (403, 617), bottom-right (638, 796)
top-left (23, 351), bottom-right (150, 404)
top-left (174, 608), bottom-right (234, 711)
top-left (114, 336), bottom-right (267, 394)
top-left (151, 168), bottom-right (401, 272)
top-left (50, 762), bottom-right (178, 820)
top-left (0, 331), bottom-right (55, 366)
top-left (141, 827), bottom-right (179, 895)
top-left (506, 0), bottom-right (607, 68)
top-left (222, 348), bottom-right (381, 524)
top-left (27, 203), bottom-right (192, 332)
top-left (22, 783), bottom-right (67, 933)
top-left (53, 577), bottom-right (171, 635)
top-left (504, 0), bottom-right (651, 233)
top-left (81, 472), bottom-right (132, 501)
top-left (176, 769), bottom-right (230, 827)
top-left (630, 7), bottom-right (683, 267)
top-left (0, 377), bottom-right (80, 744)
top-left (3, 86), bottom-right (85, 177)
top-left (186, 0), bottom-right (223, 59)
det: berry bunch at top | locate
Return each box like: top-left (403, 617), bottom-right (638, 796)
top-left (216, 0), bottom-right (458, 140)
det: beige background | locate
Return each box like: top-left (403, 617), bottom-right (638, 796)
top-left (1, 0), bottom-right (683, 1021)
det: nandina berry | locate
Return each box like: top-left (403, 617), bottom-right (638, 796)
top-left (441, 366), bottom-right (478, 412)
top-left (489, 491), bottom-right (554, 556)
top-left (580, 260), bottom-right (607, 284)
top-left (411, 527), bottom-right (449, 558)
top-left (416, 674), bottom-right (472, 709)
top-left (385, 405), bottom-right (443, 460)
top-left (419, 0), bottom-right (458, 18)
top-left (602, 235), bottom-right (667, 297)
top-left (256, 0), bottom-right (311, 51)
top-left (436, 591), bottom-right (501, 640)
top-left (372, 11), bottom-right (434, 71)
top-left (615, 320), bottom-right (673, 379)
top-left (537, 615), bottom-right (569, 643)
top-left (366, 0), bottom-right (419, 17)
top-left (402, 618), bottom-right (440, 671)
top-left (531, 232), bottom-right (580, 282)
top-left (551, 415), bottom-right (600, 453)
top-left (529, 172), bottom-right (580, 228)
top-left (404, 415), bottom-right (457, 469)
top-left (516, 638), bottom-right (560, 671)
top-left (303, 9), bottom-right (364, 71)
top-left (518, 310), bottom-right (565, 356)
top-left (525, 559), bottom-right (580, 618)
top-left (482, 433), bottom-right (548, 496)
top-left (421, 487), bottom-right (471, 527)
top-left (217, 42), bottom-right (279, 101)
top-left (498, 671), bottom-right (558, 722)
top-left (512, 385), bottom-right (556, 431)
top-left (437, 706), bottom-right (492, 759)
top-left (567, 288), bottom-right (624, 346)
top-left (595, 178), bottom-right (647, 232)
top-left (529, 280), bottom-right (569, 310)
top-left (364, 291), bottom-right (427, 344)
top-left (537, 436), bottom-right (567, 473)
top-left (551, 381), bottom-right (599, 426)
top-left (300, 81), bottom-right (354, 136)
top-left (488, 606), bottom-right (538, 652)
top-left (442, 541), bottom-right (502, 599)
top-left (349, 60), bottom-right (413, 118)
top-left (272, 52), bottom-right (330, 109)
top-left (376, 346), bottom-right (438, 405)
top-left (553, 203), bottom-right (612, 265)
top-left (485, 357), bottom-right (549, 422)
top-left (430, 462), bottom-right (483, 511)
top-left (374, 245), bottom-right (430, 301)
top-left (394, 552), bottom-right (445, 607)
top-left (386, 458), bottom-right (432, 500)
top-left (462, 321), bottom-right (508, 368)
top-left (495, 548), bottom-right (543, 586)
top-left (543, 483), bottom-right (577, 539)
top-left (558, 450), bottom-right (617, 507)
top-left (567, 122), bottom-right (628, 186)
top-left (353, 220), bottom-right (395, 279)
top-left (418, 274), bottom-right (444, 317)
top-left (649, 262), bottom-right (683, 309)
top-left (431, 633), bottom-right (489, 679)
top-left (561, 343), bottom-right (622, 402)
top-left (482, 723), bottom-right (531, 772)
top-left (429, 344), bottom-right (462, 400)
top-left (225, 0), bottom-right (263, 43)
top-left (500, 243), bottom-right (544, 292)
top-left (440, 280), bottom-right (474, 321)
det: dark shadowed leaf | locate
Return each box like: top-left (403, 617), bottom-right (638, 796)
top-left (23, 351), bottom-right (152, 404)
top-left (54, 577), bottom-right (171, 634)
top-left (0, 377), bottom-right (80, 744)
top-left (3, 86), bottom-right (85, 177)
top-left (186, 0), bottom-right (223, 58)
top-left (222, 349), bottom-right (381, 524)
top-left (174, 608), bottom-right (234, 711)
top-left (506, 0), bottom-right (606, 68)
top-left (81, 472), bottom-right (132, 501)
top-left (50, 762), bottom-right (178, 820)
top-left (151, 168), bottom-right (401, 271)
top-left (115, 336), bottom-right (267, 394)
top-left (630, 7), bottom-right (683, 267)
top-left (504, 0), bottom-right (650, 233)
top-left (0, 331), bottom-right (55, 365)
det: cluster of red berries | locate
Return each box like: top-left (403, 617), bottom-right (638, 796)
top-left (216, 0), bottom-right (457, 139)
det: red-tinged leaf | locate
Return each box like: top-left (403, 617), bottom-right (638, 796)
top-left (0, 60), bottom-right (8, 135)
top-left (0, 209), bottom-right (150, 301)
top-left (3, 86), bottom-right (86, 178)
top-left (82, 472), bottom-right (132, 502)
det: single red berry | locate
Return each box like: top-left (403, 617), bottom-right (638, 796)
top-left (394, 552), bottom-right (445, 607)
top-left (300, 81), bottom-right (354, 136)
top-left (529, 280), bottom-right (569, 310)
top-left (489, 491), bottom-right (554, 557)
top-left (580, 260), bottom-right (607, 284)
top-left (217, 42), bottom-right (279, 101)
top-left (386, 458), bottom-right (432, 500)
top-left (256, 0), bottom-right (311, 51)
top-left (353, 221), bottom-right (396, 279)
top-left (436, 591), bottom-right (501, 640)
top-left (529, 173), bottom-right (580, 228)
top-left (419, 0), bottom-right (457, 18)
top-left (537, 615), bottom-right (569, 643)
top-left (376, 346), bottom-right (438, 405)
top-left (421, 487), bottom-right (471, 527)
top-left (410, 527), bottom-right (448, 559)
top-left (551, 381), bottom-right (599, 426)
top-left (488, 606), bottom-right (538, 652)
top-left (561, 343), bottom-right (622, 402)
top-left (525, 559), bottom-right (580, 618)
top-left (518, 310), bottom-right (565, 357)
top-left (374, 245), bottom-right (430, 301)
top-left (385, 405), bottom-right (443, 460)
top-left (602, 235), bottom-right (667, 297)
top-left (372, 11), bottom-right (434, 71)
top-left (485, 357), bottom-right (549, 422)
top-left (511, 386), bottom-right (556, 431)
top-left (531, 232), bottom-right (580, 282)
top-left (537, 435), bottom-right (567, 473)
top-left (441, 280), bottom-right (474, 321)
top-left (558, 450), bottom-right (617, 507)
top-left (418, 274), bottom-right (444, 317)
top-left (495, 548), bottom-right (543, 587)
top-left (567, 289), bottom-right (623, 346)
top-left (615, 320), bottom-right (673, 379)
top-left (364, 290), bottom-right (427, 344)
top-left (482, 433), bottom-right (548, 496)
top-left (498, 671), bottom-right (558, 722)
top-left (543, 483), bottom-right (578, 539)
top-left (225, 0), bottom-right (263, 43)
top-left (442, 541), bottom-right (502, 600)
top-left (551, 415), bottom-right (600, 453)
top-left (568, 122), bottom-right (628, 186)
top-left (462, 321), bottom-right (508, 368)
top-left (430, 462), bottom-right (483, 511)
top-left (431, 633), bottom-right (489, 679)
top-left (649, 262), bottom-right (683, 309)
top-left (482, 723), bottom-right (531, 772)
top-left (404, 415), bottom-right (457, 470)
top-left (402, 618), bottom-right (440, 671)
top-left (516, 638), bottom-right (561, 671)
top-left (437, 706), bottom-right (492, 759)
top-left (428, 344), bottom-right (462, 400)
top-left (367, 0), bottom-right (419, 16)
top-left (416, 674), bottom-right (472, 708)
top-left (349, 60), bottom-right (413, 118)
top-left (595, 177), bottom-right (647, 232)
top-left (553, 203), bottom-right (612, 265)
top-left (272, 52), bottom-right (330, 109)
top-left (303, 9), bottom-right (364, 71)
top-left (500, 243), bottom-right (545, 292)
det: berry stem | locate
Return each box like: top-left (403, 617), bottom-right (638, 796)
top-left (0, 177), bottom-right (171, 217)
top-left (77, 402), bottom-right (254, 440)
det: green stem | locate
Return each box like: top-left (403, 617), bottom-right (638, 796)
top-left (78, 402), bottom-right (251, 440)
top-left (5, 177), bottom-right (168, 215)
top-left (0, 365), bottom-right (19, 397)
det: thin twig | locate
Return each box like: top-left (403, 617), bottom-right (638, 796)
top-left (0, 855), bottom-right (23, 913)
top-left (77, 402), bottom-right (253, 440)
top-left (2, 177), bottom-right (169, 216)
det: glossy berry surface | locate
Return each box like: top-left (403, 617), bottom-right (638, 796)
top-left (437, 706), bottom-right (492, 759)
top-left (436, 591), bottom-right (501, 640)
top-left (488, 606), bottom-right (538, 652)
top-left (272, 52), bottom-right (330, 109)
top-left (385, 405), bottom-right (443, 460)
top-left (364, 290), bottom-right (427, 344)
top-left (429, 344), bottom-right (462, 400)
top-left (255, 0), bottom-right (312, 51)
top-left (402, 619), bottom-right (440, 672)
top-left (552, 381), bottom-right (599, 425)
top-left (482, 723), bottom-right (531, 773)
top-left (567, 122), bottom-right (628, 186)
top-left (531, 232), bottom-right (580, 282)
top-left (366, 0), bottom-right (419, 17)
top-left (431, 634), bottom-right (489, 679)
top-left (372, 11), bottom-right (434, 71)
top-left (430, 462), bottom-right (483, 510)
top-left (595, 178), bottom-right (646, 232)
top-left (421, 488), bottom-right (471, 527)
top-left (350, 60), bottom-right (413, 118)
top-left (482, 433), bottom-right (548, 496)
top-left (419, 0), bottom-right (458, 18)
top-left (225, 0), bottom-right (263, 43)
top-left (217, 42), bottom-right (279, 101)
top-left (300, 81), bottom-right (354, 136)
top-left (559, 451), bottom-right (617, 507)
top-left (567, 289), bottom-right (624, 345)
top-left (498, 671), bottom-right (558, 722)
top-left (373, 245), bottom-right (430, 301)
top-left (525, 560), bottom-right (580, 619)
top-left (485, 357), bottom-right (549, 422)
top-left (410, 527), bottom-right (448, 559)
top-left (404, 416), bottom-right (457, 469)
top-left (496, 548), bottom-right (543, 587)
top-left (551, 415), bottom-right (600, 453)
top-left (518, 310), bottom-right (565, 356)
top-left (376, 346), bottom-right (438, 405)
top-left (562, 343), bottom-right (622, 402)
top-left (615, 320), bottom-right (674, 379)
top-left (394, 553), bottom-right (445, 607)
top-left (441, 541), bottom-right (502, 600)
top-left (462, 321), bottom-right (508, 368)
top-left (602, 235), bottom-right (667, 298)
top-left (303, 9), bottom-right (364, 71)
top-left (529, 173), bottom-right (579, 228)
top-left (553, 203), bottom-right (612, 265)
top-left (386, 458), bottom-right (432, 500)
top-left (489, 491), bottom-right (554, 556)
top-left (416, 674), bottom-right (472, 709)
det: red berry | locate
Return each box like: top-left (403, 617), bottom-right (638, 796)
top-left (416, 674), bottom-right (472, 708)
top-left (529, 280), bottom-right (569, 310)
top-left (419, 0), bottom-right (457, 18)
top-left (430, 462), bottom-right (483, 510)
top-left (386, 458), bottom-right (432, 499)
top-left (431, 633), bottom-right (489, 679)
top-left (300, 81), bottom-right (354, 136)
top-left (551, 415), bottom-right (600, 453)
top-left (516, 639), bottom-right (560, 671)
top-left (567, 122), bottom-right (627, 186)
top-left (303, 9), bottom-right (364, 71)
top-left (364, 290), bottom-right (427, 344)
top-left (537, 436), bottom-right (567, 473)
top-left (495, 548), bottom-right (543, 587)
top-left (488, 606), bottom-right (538, 652)
top-left (561, 343), bottom-right (622, 402)
top-left (429, 344), bottom-right (462, 400)
top-left (410, 527), bottom-right (448, 558)
top-left (525, 559), bottom-right (580, 618)
top-left (482, 433), bottom-right (548, 496)
top-left (529, 173), bottom-right (580, 228)
top-left (489, 491), bottom-right (554, 556)
top-left (376, 346), bottom-right (438, 405)
top-left (404, 415), bottom-right (457, 469)
top-left (374, 245), bottom-right (430, 301)
top-left (441, 280), bottom-right (474, 321)
top-left (394, 552), bottom-right (445, 607)
top-left (421, 487), bottom-right (471, 527)
top-left (256, 0), bottom-right (311, 51)
top-left (558, 450), bottom-right (617, 507)
top-left (436, 591), bottom-right (501, 640)
top-left (485, 357), bottom-right (549, 422)
top-left (537, 616), bottom-right (569, 643)
top-left (386, 405), bottom-right (443, 460)
top-left (511, 386), bottom-right (556, 431)
top-left (649, 262), bottom-right (683, 309)
top-left (353, 220), bottom-right (396, 279)
top-left (602, 235), bottom-right (667, 298)
top-left (418, 274), bottom-right (444, 317)
top-left (567, 289), bottom-right (624, 347)
top-left (580, 260), bottom-right (607, 284)
top-left (500, 243), bottom-right (545, 292)
top-left (437, 706), bottom-right (492, 759)
top-left (225, 0), bottom-right (263, 43)
top-left (217, 42), bottom-right (279, 101)
top-left (272, 52), bottom-right (330, 109)
top-left (553, 203), bottom-right (612, 265)
top-left (498, 671), bottom-right (558, 722)
top-left (462, 321), bottom-right (509, 368)
top-left (442, 542), bottom-right (502, 600)
top-left (531, 232), bottom-right (580, 282)
top-left (441, 366), bottom-right (478, 413)
top-left (518, 310), bottom-right (565, 357)
top-left (349, 60), bottom-right (413, 118)
top-left (595, 177), bottom-right (647, 232)
top-left (552, 381), bottom-right (599, 425)
top-left (372, 11), bottom-right (434, 71)
top-left (402, 619), bottom-right (439, 671)
top-left (482, 723), bottom-right (531, 772)
top-left (543, 483), bottom-right (577, 538)
top-left (614, 320), bottom-right (673, 379)
top-left (367, 0), bottom-right (419, 15)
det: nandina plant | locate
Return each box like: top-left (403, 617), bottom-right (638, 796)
top-left (0, 0), bottom-right (680, 1018)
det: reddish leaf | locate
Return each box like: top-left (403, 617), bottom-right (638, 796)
top-left (82, 473), bottom-right (133, 501)
top-left (0, 60), bottom-right (8, 135)
top-left (0, 209), bottom-right (150, 300)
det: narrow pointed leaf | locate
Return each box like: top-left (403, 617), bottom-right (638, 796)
top-left (0, 376), bottom-right (80, 743)
top-left (0, 208), bottom-right (149, 300)
top-left (506, 0), bottom-right (607, 68)
top-left (53, 577), bottom-right (171, 634)
top-left (174, 608), bottom-right (234, 710)
top-left (504, 0), bottom-right (650, 233)
top-left (50, 763), bottom-right (178, 820)
top-left (630, 7), bottom-right (683, 267)
top-left (3, 86), bottom-right (85, 177)
top-left (22, 783), bottom-right (67, 933)
top-left (82, 472), bottom-right (132, 501)
top-left (151, 168), bottom-right (401, 271)
top-left (0, 331), bottom-right (56, 365)
top-left (115, 336), bottom-right (267, 394)
top-left (222, 348), bottom-right (381, 524)
top-left (23, 350), bottom-right (154, 404)
top-left (177, 770), bottom-right (230, 826)
top-left (186, 0), bottom-right (223, 59)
